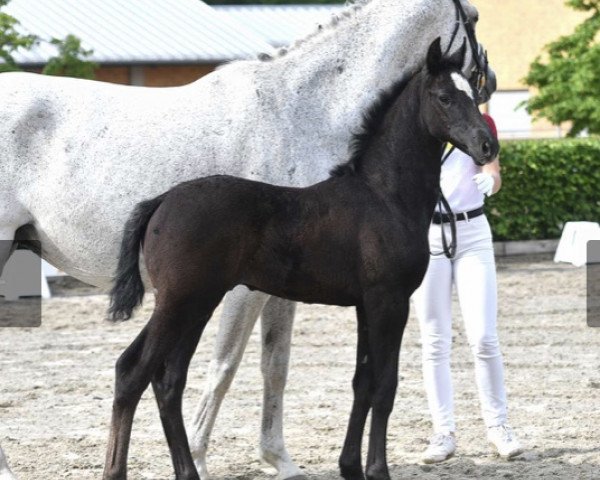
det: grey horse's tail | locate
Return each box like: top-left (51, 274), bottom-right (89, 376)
top-left (108, 194), bottom-right (165, 321)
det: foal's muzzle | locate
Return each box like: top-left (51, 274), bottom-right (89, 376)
top-left (473, 132), bottom-right (499, 165)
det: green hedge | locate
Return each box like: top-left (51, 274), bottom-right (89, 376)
top-left (486, 138), bottom-right (600, 241)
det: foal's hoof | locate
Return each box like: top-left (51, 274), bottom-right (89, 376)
top-left (340, 469), bottom-right (365, 480)
top-left (365, 467), bottom-right (390, 480)
top-left (366, 475), bottom-right (390, 480)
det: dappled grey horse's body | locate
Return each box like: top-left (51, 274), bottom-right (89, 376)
top-left (0, 1), bottom-right (485, 478)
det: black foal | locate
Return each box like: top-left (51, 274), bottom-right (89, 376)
top-left (103, 38), bottom-right (498, 480)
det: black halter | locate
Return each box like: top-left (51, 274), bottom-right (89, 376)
top-left (433, 0), bottom-right (487, 260)
top-left (444, 0), bottom-right (488, 100)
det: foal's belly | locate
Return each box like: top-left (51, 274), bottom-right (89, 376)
top-left (240, 258), bottom-right (360, 307)
top-left (242, 280), bottom-right (358, 307)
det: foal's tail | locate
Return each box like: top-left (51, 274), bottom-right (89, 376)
top-left (108, 194), bottom-right (165, 322)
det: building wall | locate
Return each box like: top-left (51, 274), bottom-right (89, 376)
top-left (95, 66), bottom-right (130, 85)
top-left (475, 0), bottom-right (588, 138)
top-left (476, 0), bottom-right (586, 90)
top-left (143, 65), bottom-right (215, 87)
top-left (93, 64), bottom-right (216, 87)
top-left (25, 64), bottom-right (216, 86)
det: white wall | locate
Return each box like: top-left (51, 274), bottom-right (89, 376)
top-left (488, 90), bottom-right (532, 139)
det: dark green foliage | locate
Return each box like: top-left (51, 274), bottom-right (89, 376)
top-left (0, 0), bottom-right (36, 72)
top-left (486, 138), bottom-right (600, 240)
top-left (42, 35), bottom-right (97, 79)
top-left (524, 0), bottom-right (600, 136)
top-left (0, 0), bottom-right (96, 79)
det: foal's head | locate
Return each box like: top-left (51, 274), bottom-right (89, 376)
top-left (421, 37), bottom-right (499, 165)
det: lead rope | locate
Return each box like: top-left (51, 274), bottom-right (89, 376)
top-left (431, 145), bottom-right (457, 259)
top-left (438, 190), bottom-right (457, 259)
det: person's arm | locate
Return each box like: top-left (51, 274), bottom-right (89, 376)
top-left (475, 113), bottom-right (502, 196)
top-left (473, 156), bottom-right (501, 197)
top-left (482, 156), bottom-right (502, 195)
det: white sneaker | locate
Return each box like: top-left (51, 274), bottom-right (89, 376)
top-left (422, 432), bottom-right (456, 464)
top-left (487, 424), bottom-right (524, 459)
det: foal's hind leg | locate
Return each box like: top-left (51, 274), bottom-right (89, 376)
top-left (104, 301), bottom-right (208, 480)
top-left (258, 296), bottom-right (304, 480)
top-left (104, 324), bottom-right (152, 480)
top-left (189, 287), bottom-right (269, 478)
top-left (152, 314), bottom-right (212, 480)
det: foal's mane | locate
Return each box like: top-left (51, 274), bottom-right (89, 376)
top-left (330, 73), bottom-right (414, 178)
top-left (330, 49), bottom-right (467, 178)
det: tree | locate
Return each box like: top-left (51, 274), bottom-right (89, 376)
top-left (42, 35), bottom-right (97, 79)
top-left (0, 0), bottom-right (97, 78)
top-left (0, 0), bottom-right (36, 72)
top-left (524, 0), bottom-right (600, 136)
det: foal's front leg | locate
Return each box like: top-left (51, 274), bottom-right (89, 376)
top-left (340, 306), bottom-right (372, 480)
top-left (363, 288), bottom-right (409, 480)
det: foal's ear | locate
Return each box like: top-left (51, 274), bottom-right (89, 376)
top-left (426, 37), bottom-right (444, 75)
top-left (447, 38), bottom-right (467, 71)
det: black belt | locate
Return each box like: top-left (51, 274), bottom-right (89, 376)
top-left (432, 206), bottom-right (484, 224)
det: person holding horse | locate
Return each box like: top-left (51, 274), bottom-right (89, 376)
top-left (413, 112), bottom-right (524, 463)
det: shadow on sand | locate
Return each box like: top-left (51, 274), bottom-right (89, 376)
top-left (208, 449), bottom-right (600, 480)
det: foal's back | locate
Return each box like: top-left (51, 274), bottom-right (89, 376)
top-left (143, 174), bottom-right (414, 308)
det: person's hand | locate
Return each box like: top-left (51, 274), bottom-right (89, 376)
top-left (473, 172), bottom-right (495, 197)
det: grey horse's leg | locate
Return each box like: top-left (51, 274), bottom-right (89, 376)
top-left (0, 228), bottom-right (16, 278)
top-left (0, 227), bottom-right (18, 480)
top-left (189, 286), bottom-right (270, 479)
top-left (0, 446), bottom-right (17, 480)
top-left (258, 296), bottom-right (304, 480)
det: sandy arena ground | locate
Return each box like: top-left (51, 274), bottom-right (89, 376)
top-left (0, 255), bottom-right (598, 479)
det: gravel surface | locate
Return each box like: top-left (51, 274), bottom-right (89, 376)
top-left (0, 255), bottom-right (598, 479)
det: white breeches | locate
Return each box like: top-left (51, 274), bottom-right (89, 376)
top-left (412, 214), bottom-right (508, 434)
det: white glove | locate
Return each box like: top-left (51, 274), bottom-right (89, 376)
top-left (473, 172), bottom-right (495, 197)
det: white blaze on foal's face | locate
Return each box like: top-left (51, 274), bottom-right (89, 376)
top-left (450, 72), bottom-right (474, 101)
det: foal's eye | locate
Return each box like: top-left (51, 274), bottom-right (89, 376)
top-left (439, 95), bottom-right (451, 106)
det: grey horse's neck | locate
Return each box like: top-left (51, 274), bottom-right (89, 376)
top-left (188, 0), bottom-right (464, 182)
top-left (264, 0), bottom-right (441, 113)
